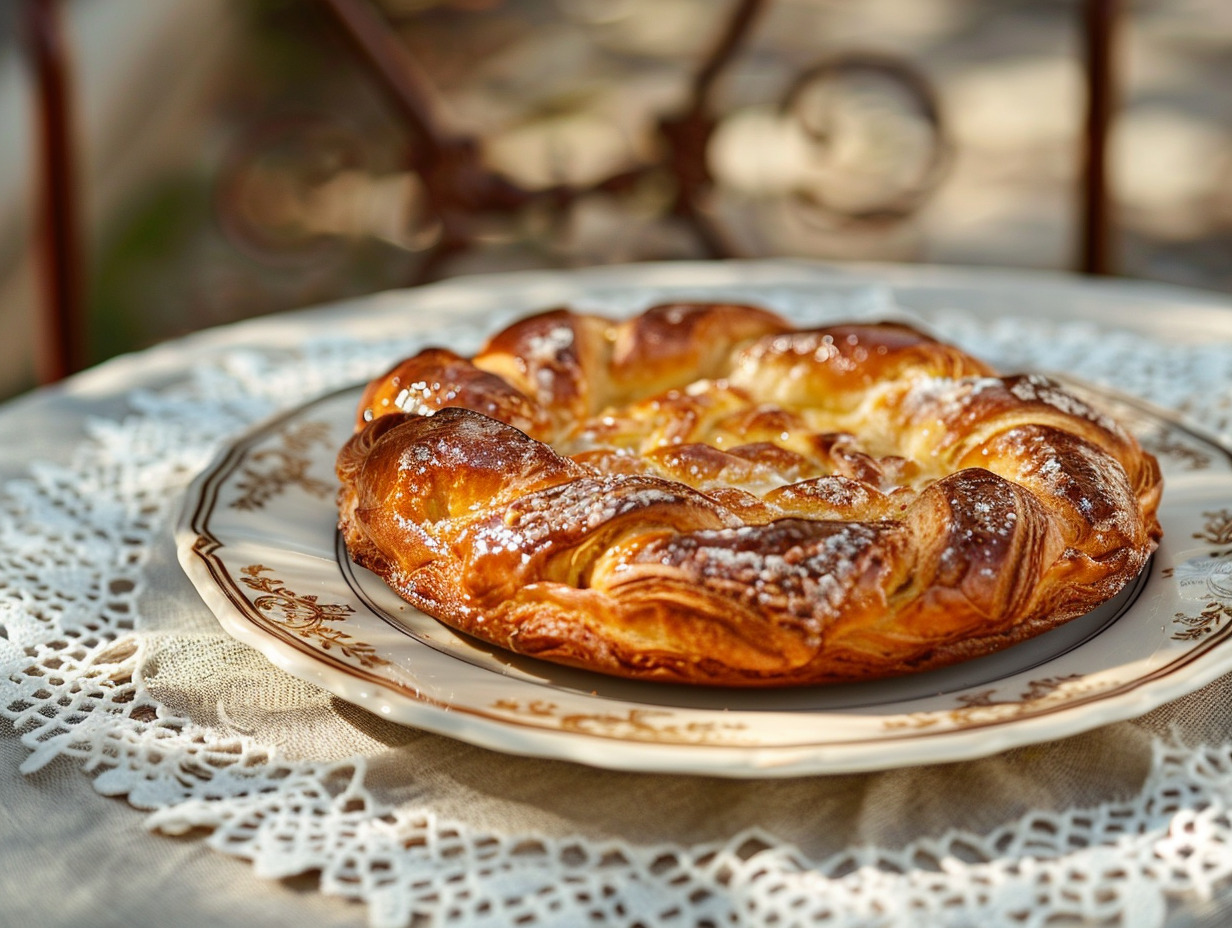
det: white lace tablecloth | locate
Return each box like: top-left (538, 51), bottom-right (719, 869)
top-left (5, 260), bottom-right (1232, 928)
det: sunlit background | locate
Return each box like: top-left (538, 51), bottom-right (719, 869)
top-left (1, 0), bottom-right (1231, 399)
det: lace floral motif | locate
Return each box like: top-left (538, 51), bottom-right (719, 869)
top-left (4, 278), bottom-right (1232, 928)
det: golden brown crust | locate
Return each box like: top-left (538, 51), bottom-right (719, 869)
top-left (336, 303), bottom-right (1163, 686)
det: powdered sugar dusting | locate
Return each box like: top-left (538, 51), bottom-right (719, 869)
top-left (464, 474), bottom-right (737, 564)
top-left (634, 520), bottom-right (892, 625)
top-left (1008, 373), bottom-right (1125, 435)
top-left (524, 324), bottom-right (575, 363)
top-left (393, 410), bottom-right (572, 493)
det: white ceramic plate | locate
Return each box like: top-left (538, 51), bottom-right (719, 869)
top-left (176, 364), bottom-right (1232, 777)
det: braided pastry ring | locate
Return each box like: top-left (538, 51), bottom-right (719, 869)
top-left (336, 303), bottom-right (1162, 687)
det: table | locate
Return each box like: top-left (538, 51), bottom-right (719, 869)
top-left (4, 259), bottom-right (1232, 928)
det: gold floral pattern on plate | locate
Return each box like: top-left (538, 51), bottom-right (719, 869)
top-left (1163, 509), bottom-right (1232, 641)
top-left (490, 698), bottom-right (751, 745)
top-left (1171, 601), bottom-right (1232, 642)
top-left (240, 564), bottom-right (389, 669)
top-left (1140, 427), bottom-right (1215, 472)
top-left (231, 421), bottom-right (334, 511)
top-left (882, 674), bottom-right (1107, 731)
top-left (1191, 508), bottom-right (1232, 549)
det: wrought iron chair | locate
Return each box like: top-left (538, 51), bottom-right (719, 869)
top-left (21, 0), bottom-right (1121, 384)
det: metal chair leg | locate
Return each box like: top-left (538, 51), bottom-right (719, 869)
top-left (24, 0), bottom-right (86, 382)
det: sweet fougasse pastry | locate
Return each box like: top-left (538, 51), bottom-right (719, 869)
top-left (335, 302), bottom-right (1163, 686)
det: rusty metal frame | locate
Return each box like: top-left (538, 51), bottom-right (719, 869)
top-left (318, 0), bottom-right (954, 269)
top-left (23, 0), bottom-right (86, 383)
top-left (23, 0), bottom-right (1120, 383)
top-left (1081, 0), bottom-right (1119, 277)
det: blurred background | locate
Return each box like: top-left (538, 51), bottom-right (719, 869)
top-left (2, 0), bottom-right (1231, 399)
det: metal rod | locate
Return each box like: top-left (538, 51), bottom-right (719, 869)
top-left (659, 0), bottom-right (772, 259)
top-left (316, 0), bottom-right (453, 165)
top-left (687, 0), bottom-right (769, 115)
top-left (1080, 0), bottom-right (1118, 275)
top-left (25, 0), bottom-right (86, 382)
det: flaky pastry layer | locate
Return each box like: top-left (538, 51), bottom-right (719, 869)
top-left (336, 303), bottom-right (1162, 686)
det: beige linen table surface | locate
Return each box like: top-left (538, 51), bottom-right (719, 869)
top-left (4, 260), bottom-right (1232, 928)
